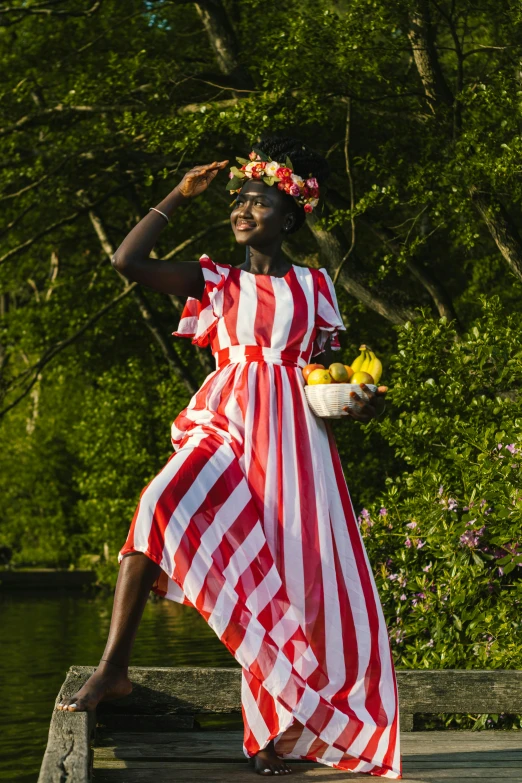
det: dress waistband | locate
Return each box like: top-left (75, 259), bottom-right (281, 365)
top-left (214, 345), bottom-right (307, 370)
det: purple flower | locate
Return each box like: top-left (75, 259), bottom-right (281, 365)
top-left (459, 526), bottom-right (485, 548)
top-left (400, 593), bottom-right (407, 601)
top-left (405, 538), bottom-right (412, 548)
top-left (447, 498), bottom-right (458, 511)
top-left (497, 443), bottom-right (504, 450)
top-left (480, 499), bottom-right (487, 508)
top-left (506, 443), bottom-right (519, 454)
top-left (416, 592), bottom-right (426, 599)
top-left (466, 518), bottom-right (477, 526)
top-left (416, 539), bottom-right (426, 549)
top-left (398, 575), bottom-right (408, 587)
top-left (498, 567), bottom-right (504, 576)
top-left (406, 521), bottom-right (417, 529)
top-left (412, 598), bottom-right (418, 607)
top-left (387, 573), bottom-right (399, 581)
top-left (379, 507), bottom-right (388, 516)
top-left (422, 563), bottom-right (432, 572)
top-left (360, 508), bottom-right (370, 519)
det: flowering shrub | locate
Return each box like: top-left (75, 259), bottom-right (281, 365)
top-left (359, 297), bottom-right (522, 728)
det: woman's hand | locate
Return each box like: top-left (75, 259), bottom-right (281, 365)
top-left (177, 160), bottom-right (229, 199)
top-left (342, 385), bottom-right (388, 423)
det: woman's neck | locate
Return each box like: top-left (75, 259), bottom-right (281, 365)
top-left (241, 245), bottom-right (290, 275)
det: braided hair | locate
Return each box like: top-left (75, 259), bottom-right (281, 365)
top-left (254, 134), bottom-right (330, 233)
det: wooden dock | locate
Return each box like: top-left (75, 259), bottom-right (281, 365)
top-left (38, 667), bottom-right (522, 782)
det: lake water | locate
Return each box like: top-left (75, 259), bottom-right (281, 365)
top-left (0, 589), bottom-right (238, 782)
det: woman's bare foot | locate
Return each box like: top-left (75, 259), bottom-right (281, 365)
top-left (250, 740), bottom-right (292, 775)
top-left (56, 660), bottom-right (132, 712)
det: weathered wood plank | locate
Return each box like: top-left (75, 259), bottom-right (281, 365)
top-left (71, 666), bottom-right (242, 715)
top-left (92, 759), bottom-right (522, 779)
top-left (38, 707), bottom-right (96, 783)
top-left (93, 729), bottom-right (522, 762)
top-left (72, 666), bottom-right (522, 717)
top-left (97, 730), bottom-right (522, 750)
top-left (92, 766), bottom-right (377, 782)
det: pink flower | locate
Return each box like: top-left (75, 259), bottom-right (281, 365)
top-left (416, 539), bottom-right (426, 549)
top-left (507, 444), bottom-right (519, 454)
top-left (405, 538), bottom-right (412, 548)
top-left (249, 151), bottom-right (258, 160)
top-left (306, 177), bottom-right (319, 189)
top-left (304, 203), bottom-right (313, 213)
top-left (379, 508), bottom-right (388, 516)
top-left (228, 171), bottom-right (235, 179)
top-left (406, 521), bottom-right (417, 529)
top-left (400, 593), bottom-right (407, 601)
top-left (289, 184), bottom-right (300, 197)
top-left (422, 563), bottom-right (432, 572)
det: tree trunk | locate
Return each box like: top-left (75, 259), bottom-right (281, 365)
top-left (407, 0), bottom-right (454, 109)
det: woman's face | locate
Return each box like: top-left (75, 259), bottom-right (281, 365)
top-left (230, 180), bottom-right (296, 246)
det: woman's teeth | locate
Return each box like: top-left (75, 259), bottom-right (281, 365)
top-left (237, 221), bottom-right (256, 230)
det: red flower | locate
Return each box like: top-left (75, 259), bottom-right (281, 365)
top-left (304, 203), bottom-right (313, 213)
top-left (276, 166), bottom-right (292, 179)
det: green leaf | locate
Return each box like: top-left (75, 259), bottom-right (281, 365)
top-left (251, 146), bottom-right (270, 162)
top-left (226, 176), bottom-right (243, 191)
top-left (495, 554), bottom-right (513, 565)
top-left (236, 156), bottom-right (249, 165)
top-left (262, 176), bottom-right (276, 186)
top-left (503, 562), bottom-right (516, 574)
top-left (285, 156), bottom-right (294, 171)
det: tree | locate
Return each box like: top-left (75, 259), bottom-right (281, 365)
top-left (1, 0), bottom-right (521, 568)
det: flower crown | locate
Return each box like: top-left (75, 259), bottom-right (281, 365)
top-left (226, 147), bottom-right (320, 213)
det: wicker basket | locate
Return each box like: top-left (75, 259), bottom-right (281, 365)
top-left (304, 383), bottom-right (378, 419)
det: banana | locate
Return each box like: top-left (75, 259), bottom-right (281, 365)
top-left (367, 350), bottom-right (383, 384)
top-left (350, 344), bottom-right (367, 373)
top-left (360, 348), bottom-right (373, 374)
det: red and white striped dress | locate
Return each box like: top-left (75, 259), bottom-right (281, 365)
top-left (119, 254), bottom-right (402, 778)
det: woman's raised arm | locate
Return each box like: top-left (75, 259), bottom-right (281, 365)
top-left (111, 160), bottom-right (228, 300)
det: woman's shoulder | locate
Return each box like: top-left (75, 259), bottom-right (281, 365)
top-left (199, 254), bottom-right (234, 273)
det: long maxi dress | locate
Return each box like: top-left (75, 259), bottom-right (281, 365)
top-left (119, 254), bottom-right (402, 779)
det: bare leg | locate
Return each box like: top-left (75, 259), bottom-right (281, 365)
top-left (57, 552), bottom-right (161, 712)
top-left (250, 740), bottom-right (292, 775)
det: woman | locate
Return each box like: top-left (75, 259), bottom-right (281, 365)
top-left (57, 136), bottom-right (401, 779)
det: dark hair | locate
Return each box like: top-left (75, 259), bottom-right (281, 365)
top-left (253, 134), bottom-right (330, 233)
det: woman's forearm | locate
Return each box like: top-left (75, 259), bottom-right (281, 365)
top-left (111, 186), bottom-right (186, 268)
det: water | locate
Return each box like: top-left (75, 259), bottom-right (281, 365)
top-left (0, 589), bottom-right (238, 782)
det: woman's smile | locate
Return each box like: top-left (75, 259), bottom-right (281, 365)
top-left (236, 219), bottom-right (257, 231)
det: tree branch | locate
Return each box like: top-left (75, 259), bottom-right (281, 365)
top-left (0, 284), bottom-right (137, 419)
top-left (469, 186), bottom-right (522, 283)
top-left (306, 211), bottom-right (417, 325)
top-left (88, 209), bottom-right (199, 394)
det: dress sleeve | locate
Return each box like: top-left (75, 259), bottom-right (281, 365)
top-left (172, 254), bottom-right (230, 348)
top-left (311, 267), bottom-right (347, 358)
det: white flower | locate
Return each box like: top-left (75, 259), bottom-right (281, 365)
top-left (309, 198), bottom-right (319, 207)
top-left (291, 173), bottom-right (305, 188)
top-left (265, 161), bottom-right (279, 177)
top-left (245, 162), bottom-right (255, 173)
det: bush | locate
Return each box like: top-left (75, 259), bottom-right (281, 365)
top-left (358, 297), bottom-right (522, 728)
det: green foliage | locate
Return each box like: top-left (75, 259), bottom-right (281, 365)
top-left (356, 298), bottom-right (522, 726)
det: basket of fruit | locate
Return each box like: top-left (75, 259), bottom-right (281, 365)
top-left (303, 345), bottom-right (382, 419)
